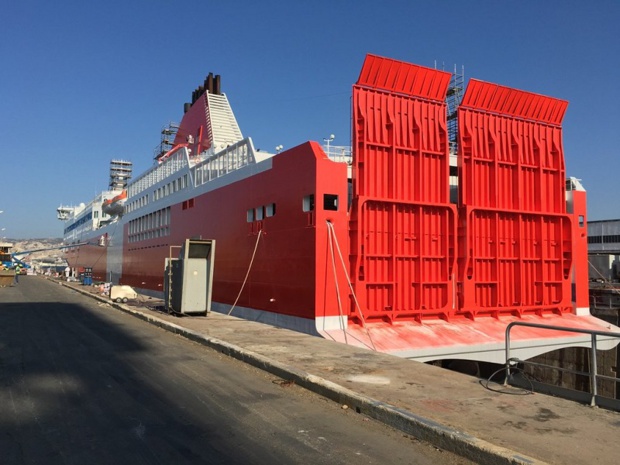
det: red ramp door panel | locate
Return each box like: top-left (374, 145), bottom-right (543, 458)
top-left (350, 55), bottom-right (456, 324)
top-left (458, 79), bottom-right (571, 318)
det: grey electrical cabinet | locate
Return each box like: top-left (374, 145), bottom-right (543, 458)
top-left (164, 239), bottom-right (215, 315)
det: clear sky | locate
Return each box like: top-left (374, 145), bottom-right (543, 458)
top-left (1, 0), bottom-right (618, 239)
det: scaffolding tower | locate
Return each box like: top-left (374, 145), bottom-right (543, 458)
top-left (446, 65), bottom-right (464, 155)
top-left (154, 122), bottom-right (180, 160)
top-left (109, 160), bottom-right (133, 190)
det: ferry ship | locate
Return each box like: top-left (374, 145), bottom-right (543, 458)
top-left (58, 54), bottom-right (619, 363)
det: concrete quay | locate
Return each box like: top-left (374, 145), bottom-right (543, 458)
top-left (59, 279), bottom-right (620, 465)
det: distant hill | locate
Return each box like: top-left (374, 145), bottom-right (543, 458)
top-left (6, 238), bottom-right (65, 262)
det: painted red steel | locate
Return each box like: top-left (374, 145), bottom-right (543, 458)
top-left (119, 142), bottom-right (350, 323)
top-left (461, 79), bottom-right (568, 126)
top-left (357, 54), bottom-right (452, 102)
top-left (458, 80), bottom-right (573, 318)
top-left (172, 93), bottom-right (211, 153)
top-left (350, 55), bottom-right (456, 324)
top-left (569, 187), bottom-right (589, 311)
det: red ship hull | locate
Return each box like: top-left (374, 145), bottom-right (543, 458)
top-left (62, 54), bottom-right (619, 363)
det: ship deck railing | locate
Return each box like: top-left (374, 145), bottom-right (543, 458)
top-left (193, 137), bottom-right (260, 187)
top-left (323, 144), bottom-right (352, 164)
top-left (128, 137), bottom-right (264, 200)
top-left (129, 147), bottom-right (190, 198)
top-left (128, 140), bottom-right (351, 201)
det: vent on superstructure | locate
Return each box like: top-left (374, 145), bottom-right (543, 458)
top-left (205, 93), bottom-right (243, 151)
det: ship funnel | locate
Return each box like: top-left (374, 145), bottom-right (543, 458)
top-left (214, 75), bottom-right (221, 95)
top-left (205, 73), bottom-right (214, 95)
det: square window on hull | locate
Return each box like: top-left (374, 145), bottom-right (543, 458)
top-left (303, 195), bottom-right (315, 212)
top-left (323, 194), bottom-right (338, 211)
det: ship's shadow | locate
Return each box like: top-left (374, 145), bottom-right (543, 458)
top-left (0, 278), bottom-right (288, 464)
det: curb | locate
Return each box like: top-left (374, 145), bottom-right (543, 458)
top-left (62, 281), bottom-right (547, 465)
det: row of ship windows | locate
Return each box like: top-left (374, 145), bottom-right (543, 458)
top-left (128, 207), bottom-right (171, 243)
top-left (126, 175), bottom-right (189, 214)
top-left (245, 194), bottom-right (339, 223)
top-left (64, 212), bottom-right (93, 234)
top-left (303, 194), bottom-right (339, 212)
top-left (588, 235), bottom-right (620, 244)
top-left (66, 208), bottom-right (116, 234)
top-left (127, 193), bottom-right (341, 242)
top-left (247, 203), bottom-right (276, 222)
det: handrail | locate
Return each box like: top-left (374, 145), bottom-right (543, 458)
top-left (504, 321), bottom-right (620, 407)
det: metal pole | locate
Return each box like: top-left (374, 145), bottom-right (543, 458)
top-left (504, 323), bottom-right (512, 386)
top-left (590, 334), bottom-right (598, 407)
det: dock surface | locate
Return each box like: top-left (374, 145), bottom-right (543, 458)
top-left (22, 277), bottom-right (620, 463)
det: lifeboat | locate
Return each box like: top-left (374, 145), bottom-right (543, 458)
top-left (102, 190), bottom-right (127, 217)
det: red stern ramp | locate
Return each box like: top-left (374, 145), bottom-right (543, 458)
top-left (318, 314), bottom-right (619, 364)
top-left (337, 54), bottom-right (619, 363)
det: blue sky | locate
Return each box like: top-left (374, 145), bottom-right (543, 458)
top-left (1, 0), bottom-right (618, 239)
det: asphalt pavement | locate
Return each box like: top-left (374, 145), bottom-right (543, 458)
top-left (54, 278), bottom-right (620, 464)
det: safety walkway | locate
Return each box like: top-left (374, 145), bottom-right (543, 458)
top-left (62, 280), bottom-right (619, 465)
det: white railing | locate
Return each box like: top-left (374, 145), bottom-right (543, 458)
top-left (193, 137), bottom-right (257, 187)
top-left (129, 147), bottom-right (190, 198)
top-left (323, 144), bottom-right (352, 164)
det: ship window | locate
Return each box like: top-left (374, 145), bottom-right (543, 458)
top-left (256, 207), bottom-right (264, 221)
top-left (303, 194), bottom-right (315, 212)
top-left (323, 194), bottom-right (338, 211)
top-left (94, 211), bottom-right (99, 218)
top-left (265, 203), bottom-right (276, 217)
top-left (247, 209), bottom-right (254, 222)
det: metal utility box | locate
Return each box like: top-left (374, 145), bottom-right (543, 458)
top-left (164, 239), bottom-right (215, 315)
